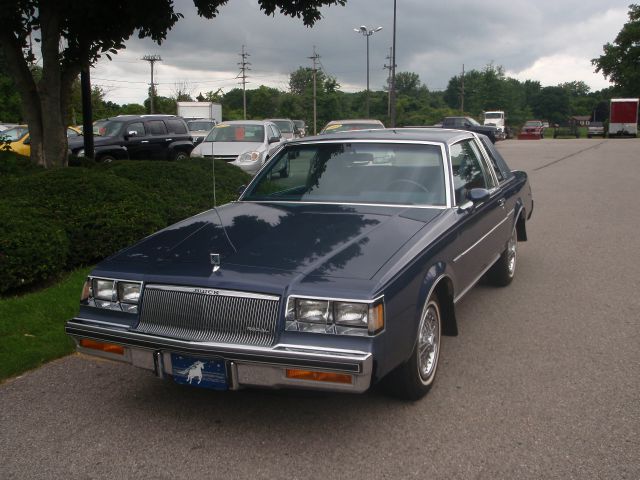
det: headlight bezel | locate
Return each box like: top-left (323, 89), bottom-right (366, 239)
top-left (285, 295), bottom-right (384, 336)
top-left (81, 276), bottom-right (143, 314)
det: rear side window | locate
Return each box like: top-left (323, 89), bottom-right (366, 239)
top-left (147, 120), bottom-right (167, 135)
top-left (166, 119), bottom-right (187, 134)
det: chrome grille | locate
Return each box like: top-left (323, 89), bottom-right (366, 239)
top-left (135, 285), bottom-right (280, 346)
top-left (207, 155), bottom-right (237, 162)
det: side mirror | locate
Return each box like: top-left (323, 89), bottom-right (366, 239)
top-left (458, 188), bottom-right (490, 212)
top-left (126, 130), bottom-right (138, 139)
top-left (237, 184), bottom-right (246, 197)
top-left (23, 136), bottom-right (31, 145)
top-left (268, 136), bottom-right (280, 144)
top-left (463, 122), bottom-right (471, 128)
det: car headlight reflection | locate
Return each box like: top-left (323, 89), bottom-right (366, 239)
top-left (82, 277), bottom-right (142, 314)
top-left (286, 297), bottom-right (384, 336)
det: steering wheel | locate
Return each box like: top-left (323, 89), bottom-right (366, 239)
top-left (385, 179), bottom-right (429, 193)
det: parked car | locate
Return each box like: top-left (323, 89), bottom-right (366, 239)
top-left (2, 125), bottom-right (81, 156)
top-left (441, 117), bottom-right (498, 143)
top-left (518, 120), bottom-right (545, 140)
top-left (68, 115), bottom-right (194, 162)
top-left (292, 119), bottom-right (306, 137)
top-left (65, 128), bottom-right (533, 400)
top-left (190, 120), bottom-right (283, 175)
top-left (320, 119), bottom-right (385, 134)
top-left (587, 121), bottom-right (605, 138)
top-left (186, 119), bottom-right (217, 145)
top-left (266, 119), bottom-right (297, 140)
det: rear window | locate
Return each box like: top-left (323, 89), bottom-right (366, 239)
top-left (166, 119), bottom-right (187, 134)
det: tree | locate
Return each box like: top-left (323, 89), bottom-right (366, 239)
top-left (0, 0), bottom-right (347, 167)
top-left (592, 4), bottom-right (640, 97)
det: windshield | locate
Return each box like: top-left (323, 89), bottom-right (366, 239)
top-left (1, 126), bottom-right (28, 141)
top-left (188, 121), bottom-right (215, 132)
top-left (321, 122), bottom-right (383, 134)
top-left (484, 113), bottom-right (503, 120)
top-left (272, 120), bottom-right (293, 133)
top-left (524, 121), bottom-right (542, 127)
top-left (243, 142), bottom-right (446, 206)
top-left (466, 117), bottom-right (481, 126)
top-left (205, 124), bottom-right (265, 143)
top-left (94, 120), bottom-right (124, 137)
top-left (293, 120), bottom-right (305, 129)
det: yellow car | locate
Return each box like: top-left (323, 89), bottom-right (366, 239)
top-left (1, 125), bottom-right (82, 156)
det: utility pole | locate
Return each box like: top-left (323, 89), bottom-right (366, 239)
top-left (390, 0), bottom-right (397, 127)
top-left (238, 45), bottom-right (251, 120)
top-left (308, 46), bottom-right (320, 135)
top-left (460, 64), bottom-right (465, 113)
top-left (142, 55), bottom-right (162, 114)
top-left (383, 47), bottom-right (394, 117)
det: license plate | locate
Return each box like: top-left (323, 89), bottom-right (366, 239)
top-left (171, 354), bottom-right (228, 390)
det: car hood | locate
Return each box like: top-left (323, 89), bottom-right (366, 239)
top-left (101, 202), bottom-right (442, 285)
top-left (197, 141), bottom-right (265, 156)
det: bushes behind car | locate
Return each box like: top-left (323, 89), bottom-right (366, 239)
top-left (0, 157), bottom-right (250, 294)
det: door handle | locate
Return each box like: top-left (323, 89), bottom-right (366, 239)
top-left (165, 138), bottom-right (173, 142)
top-left (498, 198), bottom-right (506, 207)
top-left (141, 140), bottom-right (149, 143)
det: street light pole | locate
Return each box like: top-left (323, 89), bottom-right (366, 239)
top-left (354, 25), bottom-right (382, 118)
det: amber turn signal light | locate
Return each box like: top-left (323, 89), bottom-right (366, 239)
top-left (79, 338), bottom-right (125, 355)
top-left (286, 369), bottom-right (353, 384)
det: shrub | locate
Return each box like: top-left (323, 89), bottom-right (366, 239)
top-left (0, 203), bottom-right (70, 293)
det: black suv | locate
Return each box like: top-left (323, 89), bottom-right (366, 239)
top-left (68, 115), bottom-right (194, 161)
top-left (441, 116), bottom-right (498, 143)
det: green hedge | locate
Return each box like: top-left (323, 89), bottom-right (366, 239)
top-left (0, 157), bottom-right (250, 294)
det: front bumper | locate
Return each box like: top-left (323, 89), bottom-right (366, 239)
top-left (66, 318), bottom-right (373, 393)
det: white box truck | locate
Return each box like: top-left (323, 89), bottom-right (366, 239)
top-left (483, 111), bottom-right (508, 140)
top-left (177, 102), bottom-right (222, 123)
top-left (609, 98), bottom-right (638, 137)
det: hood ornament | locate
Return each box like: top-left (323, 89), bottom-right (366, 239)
top-left (210, 253), bottom-right (221, 273)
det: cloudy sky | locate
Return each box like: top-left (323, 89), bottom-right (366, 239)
top-left (89, 0), bottom-right (630, 105)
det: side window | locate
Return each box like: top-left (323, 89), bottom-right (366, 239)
top-left (270, 125), bottom-right (281, 139)
top-left (450, 139), bottom-right (492, 204)
top-left (165, 119), bottom-right (187, 134)
top-left (146, 120), bottom-right (167, 135)
top-left (126, 122), bottom-right (145, 136)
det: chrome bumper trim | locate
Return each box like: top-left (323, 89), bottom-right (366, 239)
top-left (66, 318), bottom-right (372, 375)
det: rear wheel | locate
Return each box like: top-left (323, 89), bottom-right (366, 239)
top-left (384, 293), bottom-right (441, 400)
top-left (98, 154), bottom-right (116, 163)
top-left (172, 150), bottom-right (189, 161)
top-left (488, 229), bottom-right (517, 286)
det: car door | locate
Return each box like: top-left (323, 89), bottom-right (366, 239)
top-left (122, 121), bottom-right (150, 159)
top-left (144, 120), bottom-right (169, 160)
top-left (449, 138), bottom-right (506, 293)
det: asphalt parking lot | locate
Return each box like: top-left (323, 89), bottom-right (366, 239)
top-left (1, 138), bottom-right (638, 479)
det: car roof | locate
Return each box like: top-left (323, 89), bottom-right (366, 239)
top-left (217, 120), bottom-right (271, 126)
top-left (324, 119), bottom-right (384, 125)
top-left (286, 127), bottom-right (474, 145)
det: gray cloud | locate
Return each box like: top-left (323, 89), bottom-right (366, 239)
top-left (92, 0), bottom-right (630, 104)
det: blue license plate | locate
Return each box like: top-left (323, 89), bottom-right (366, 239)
top-left (171, 354), bottom-right (228, 390)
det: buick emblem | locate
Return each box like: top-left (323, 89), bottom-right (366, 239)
top-left (210, 253), bottom-right (221, 273)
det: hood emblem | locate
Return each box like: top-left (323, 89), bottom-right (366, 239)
top-left (210, 253), bottom-right (221, 273)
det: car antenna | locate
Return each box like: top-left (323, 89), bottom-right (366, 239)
top-left (212, 156), bottom-right (238, 254)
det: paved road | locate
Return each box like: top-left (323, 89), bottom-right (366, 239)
top-left (1, 139), bottom-right (639, 479)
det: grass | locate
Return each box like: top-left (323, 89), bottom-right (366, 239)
top-left (0, 266), bottom-right (92, 382)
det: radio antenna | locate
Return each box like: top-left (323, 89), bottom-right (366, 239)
top-left (212, 156), bottom-right (238, 254)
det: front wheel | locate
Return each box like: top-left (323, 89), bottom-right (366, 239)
top-left (488, 229), bottom-right (517, 286)
top-left (171, 150), bottom-right (189, 161)
top-left (384, 293), bottom-right (441, 400)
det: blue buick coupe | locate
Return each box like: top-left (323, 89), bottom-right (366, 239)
top-left (66, 128), bottom-right (533, 400)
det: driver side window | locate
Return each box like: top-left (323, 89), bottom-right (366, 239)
top-left (450, 139), bottom-right (493, 204)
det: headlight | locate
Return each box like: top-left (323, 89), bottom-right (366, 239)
top-left (286, 296), bottom-right (384, 336)
top-left (77, 149), bottom-right (85, 157)
top-left (237, 151), bottom-right (262, 163)
top-left (190, 147), bottom-right (202, 158)
top-left (81, 277), bottom-right (142, 314)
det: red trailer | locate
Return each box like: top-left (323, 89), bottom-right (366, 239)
top-left (609, 98), bottom-right (639, 137)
